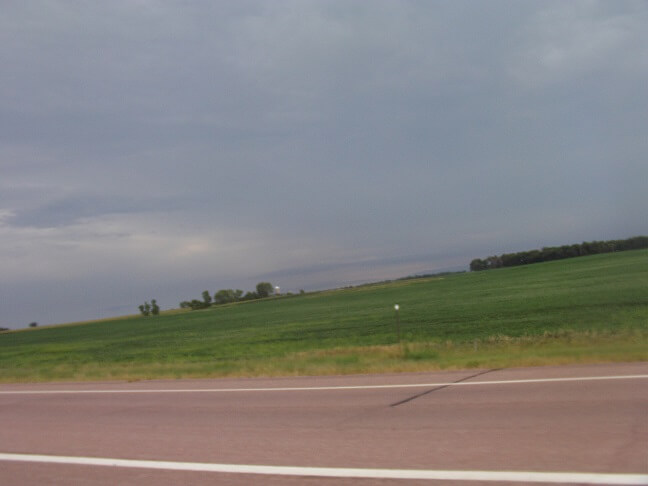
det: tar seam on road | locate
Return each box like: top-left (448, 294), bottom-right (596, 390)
top-left (390, 368), bottom-right (501, 407)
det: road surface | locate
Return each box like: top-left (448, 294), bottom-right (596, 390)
top-left (1, 362), bottom-right (646, 485)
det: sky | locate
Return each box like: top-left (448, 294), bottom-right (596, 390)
top-left (1, 1), bottom-right (647, 328)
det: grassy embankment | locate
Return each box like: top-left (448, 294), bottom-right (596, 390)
top-left (1, 250), bottom-right (646, 382)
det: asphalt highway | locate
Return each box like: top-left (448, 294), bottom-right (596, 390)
top-left (1, 362), bottom-right (646, 485)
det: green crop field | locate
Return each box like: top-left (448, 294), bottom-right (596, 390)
top-left (1, 250), bottom-right (647, 383)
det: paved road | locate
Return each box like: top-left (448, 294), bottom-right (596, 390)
top-left (1, 363), bottom-right (647, 485)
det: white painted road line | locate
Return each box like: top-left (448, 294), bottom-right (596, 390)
top-left (1, 374), bottom-right (647, 395)
top-left (0, 453), bottom-right (646, 484)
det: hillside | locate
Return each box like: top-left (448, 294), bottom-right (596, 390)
top-left (1, 249), bottom-right (646, 382)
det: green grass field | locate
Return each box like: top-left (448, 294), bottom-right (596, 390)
top-left (1, 250), bottom-right (646, 382)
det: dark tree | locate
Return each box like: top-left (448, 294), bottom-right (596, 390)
top-left (189, 299), bottom-right (208, 310)
top-left (202, 290), bottom-right (212, 307)
top-left (213, 289), bottom-right (243, 305)
top-left (256, 282), bottom-right (274, 298)
top-left (138, 303), bottom-right (151, 316)
top-left (151, 299), bottom-right (160, 316)
top-left (470, 259), bottom-right (487, 271)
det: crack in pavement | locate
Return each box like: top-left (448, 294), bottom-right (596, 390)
top-left (389, 368), bottom-right (501, 407)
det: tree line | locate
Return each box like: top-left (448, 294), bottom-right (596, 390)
top-left (470, 236), bottom-right (648, 272)
top-left (138, 282), bottom-right (302, 317)
top-left (179, 282), bottom-right (276, 311)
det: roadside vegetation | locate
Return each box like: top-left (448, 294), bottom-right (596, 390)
top-left (0, 249), bottom-right (646, 383)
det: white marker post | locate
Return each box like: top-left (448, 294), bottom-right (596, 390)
top-left (394, 304), bottom-right (401, 343)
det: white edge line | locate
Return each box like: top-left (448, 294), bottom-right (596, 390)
top-left (1, 374), bottom-right (647, 395)
top-left (0, 453), bottom-right (646, 484)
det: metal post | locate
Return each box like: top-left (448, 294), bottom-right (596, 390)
top-left (394, 304), bottom-right (401, 343)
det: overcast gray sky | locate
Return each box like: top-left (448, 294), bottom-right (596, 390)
top-left (1, 1), bottom-right (647, 328)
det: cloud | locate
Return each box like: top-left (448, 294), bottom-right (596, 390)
top-left (510, 1), bottom-right (648, 88)
top-left (0, 1), bottom-right (646, 327)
